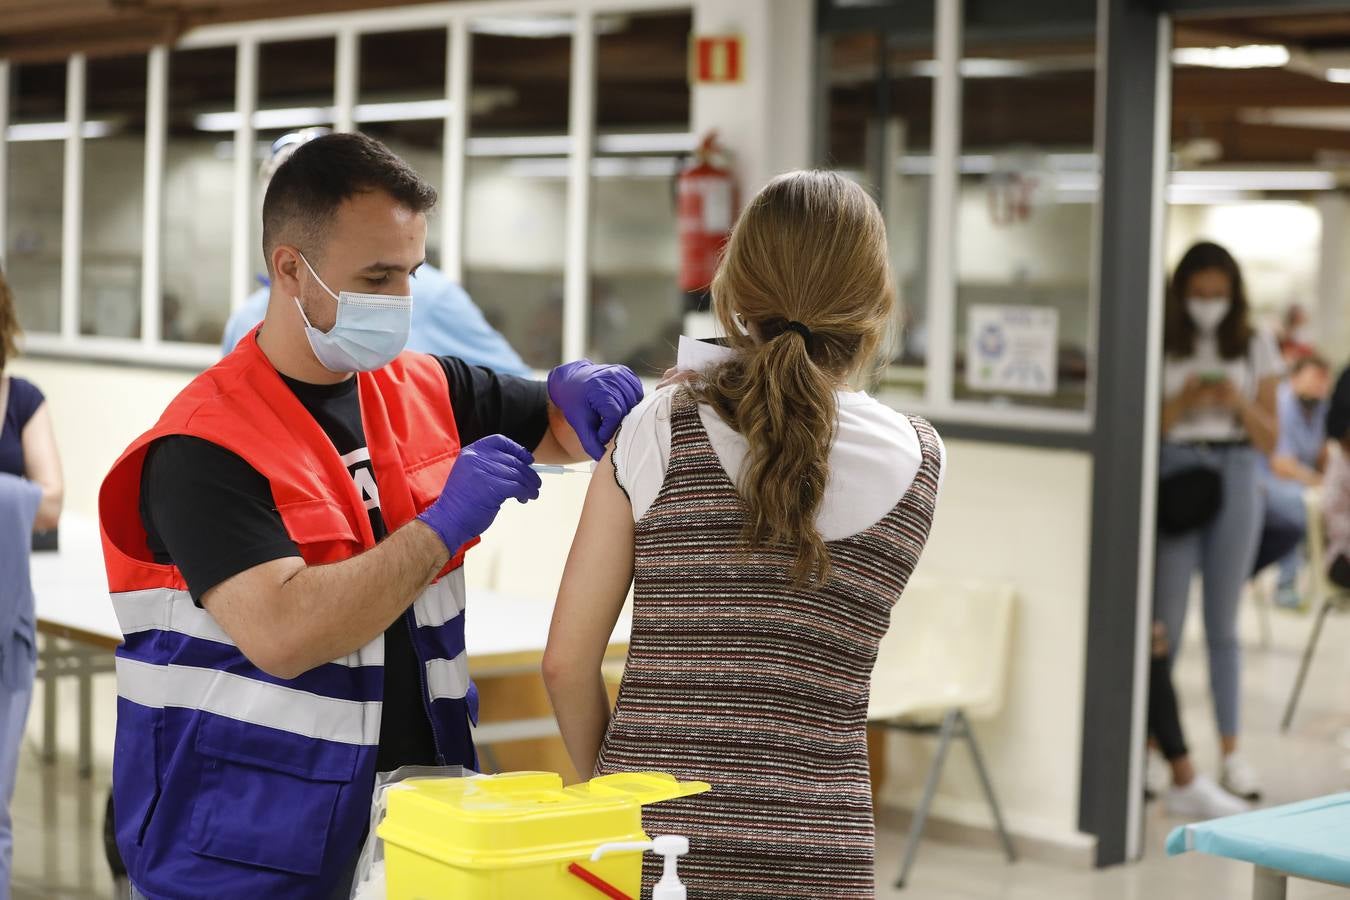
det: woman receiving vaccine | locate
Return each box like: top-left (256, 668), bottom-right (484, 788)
top-left (1153, 241), bottom-right (1280, 809)
top-left (543, 170), bottom-right (944, 897)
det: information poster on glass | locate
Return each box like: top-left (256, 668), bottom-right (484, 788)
top-left (966, 305), bottom-right (1059, 396)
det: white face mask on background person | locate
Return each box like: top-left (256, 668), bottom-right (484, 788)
top-left (294, 252), bottom-right (413, 373)
top-left (1186, 297), bottom-right (1230, 335)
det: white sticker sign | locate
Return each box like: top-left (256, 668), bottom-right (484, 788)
top-left (966, 305), bottom-right (1059, 396)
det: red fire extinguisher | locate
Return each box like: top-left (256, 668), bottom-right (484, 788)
top-left (677, 132), bottom-right (737, 295)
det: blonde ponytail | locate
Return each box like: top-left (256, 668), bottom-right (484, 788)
top-left (690, 170), bottom-right (894, 586)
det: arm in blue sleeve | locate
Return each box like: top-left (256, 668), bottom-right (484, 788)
top-left (407, 266), bottom-right (532, 376)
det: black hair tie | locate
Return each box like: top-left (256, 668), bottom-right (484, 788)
top-left (785, 320), bottom-right (812, 342)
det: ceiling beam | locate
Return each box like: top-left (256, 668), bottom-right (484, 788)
top-left (0, 17), bottom-right (181, 63)
top-left (1168, 0), bottom-right (1350, 18)
top-left (1177, 119), bottom-right (1350, 163)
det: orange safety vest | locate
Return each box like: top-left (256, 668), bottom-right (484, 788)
top-left (99, 330), bottom-right (479, 898)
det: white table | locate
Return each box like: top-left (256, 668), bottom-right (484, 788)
top-left (463, 585), bottom-right (631, 756)
top-left (30, 514), bottom-right (632, 772)
top-left (30, 516), bottom-right (120, 775)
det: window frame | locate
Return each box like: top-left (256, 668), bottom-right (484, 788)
top-left (1, 0), bottom-right (693, 371)
top-left (818, 0), bottom-right (1101, 435)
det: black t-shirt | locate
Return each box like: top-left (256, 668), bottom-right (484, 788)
top-left (140, 356), bottom-right (549, 772)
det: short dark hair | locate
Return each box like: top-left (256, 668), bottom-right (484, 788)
top-left (261, 132), bottom-right (437, 275)
top-left (1164, 241), bottom-right (1253, 361)
top-left (1291, 353), bottom-right (1329, 377)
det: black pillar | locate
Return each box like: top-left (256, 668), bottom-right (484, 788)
top-left (1078, 0), bottom-right (1171, 868)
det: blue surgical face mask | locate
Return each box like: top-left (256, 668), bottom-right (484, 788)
top-left (294, 253), bottom-right (412, 373)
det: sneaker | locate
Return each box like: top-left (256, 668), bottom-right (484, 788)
top-left (1221, 753), bottom-right (1263, 802)
top-left (1144, 752), bottom-right (1168, 802)
top-left (1165, 774), bottom-right (1251, 820)
top-left (1275, 584), bottom-right (1305, 611)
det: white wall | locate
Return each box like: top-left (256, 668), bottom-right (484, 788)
top-left (1315, 194), bottom-right (1350, 365)
top-left (691, 0), bottom-right (814, 193)
top-left (882, 440), bottom-right (1094, 851)
top-left (8, 358), bottom-right (192, 519)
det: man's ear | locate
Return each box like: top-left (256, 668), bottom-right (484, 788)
top-left (271, 245), bottom-right (303, 296)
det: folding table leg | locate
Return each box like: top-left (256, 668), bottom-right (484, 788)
top-left (41, 637), bottom-right (58, 764)
top-left (1252, 866), bottom-right (1287, 900)
top-left (78, 650), bottom-right (93, 777)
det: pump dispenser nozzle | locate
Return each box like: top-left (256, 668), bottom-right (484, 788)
top-left (589, 834), bottom-right (690, 900)
top-left (649, 836), bottom-right (689, 900)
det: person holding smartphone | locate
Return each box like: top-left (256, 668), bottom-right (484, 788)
top-left (1152, 241), bottom-right (1282, 811)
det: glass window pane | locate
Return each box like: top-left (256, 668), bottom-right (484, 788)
top-left (163, 46), bottom-right (236, 345)
top-left (588, 10), bottom-right (692, 374)
top-left (6, 61), bottom-right (67, 335)
top-left (253, 38), bottom-right (337, 280)
top-left (882, 32), bottom-right (935, 404)
top-left (952, 15), bottom-right (1098, 411)
top-left (82, 54), bottom-right (146, 339)
top-left (822, 30), bottom-right (934, 404)
top-left (464, 17), bottom-right (572, 370)
top-left (358, 29), bottom-right (447, 262)
top-left (823, 31), bottom-right (880, 173)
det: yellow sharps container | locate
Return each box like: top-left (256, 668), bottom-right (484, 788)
top-left (377, 771), bottom-right (710, 900)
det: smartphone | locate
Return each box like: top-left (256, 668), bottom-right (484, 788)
top-left (1197, 371), bottom-right (1228, 386)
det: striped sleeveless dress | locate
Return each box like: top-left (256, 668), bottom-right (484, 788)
top-left (596, 390), bottom-right (942, 899)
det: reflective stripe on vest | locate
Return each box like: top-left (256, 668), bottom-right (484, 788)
top-left (115, 657), bottom-right (383, 745)
top-left (426, 654), bottom-right (471, 702)
top-left (411, 572), bottom-right (465, 629)
top-left (112, 586), bottom-right (383, 667)
top-left (111, 570), bottom-right (470, 744)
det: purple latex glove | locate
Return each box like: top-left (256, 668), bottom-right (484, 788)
top-left (547, 359), bottom-right (645, 460)
top-left (416, 435), bottom-right (542, 553)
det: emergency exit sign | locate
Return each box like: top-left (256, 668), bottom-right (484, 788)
top-left (692, 35), bottom-right (742, 83)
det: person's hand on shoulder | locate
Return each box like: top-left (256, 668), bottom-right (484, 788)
top-left (548, 359), bottom-right (645, 460)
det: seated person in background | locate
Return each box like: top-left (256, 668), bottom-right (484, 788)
top-left (1322, 367), bottom-right (1350, 590)
top-left (1255, 354), bottom-right (1331, 607)
top-left (1277, 304), bottom-right (1316, 365)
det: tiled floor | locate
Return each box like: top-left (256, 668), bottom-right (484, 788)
top-left (11, 592), bottom-right (1350, 899)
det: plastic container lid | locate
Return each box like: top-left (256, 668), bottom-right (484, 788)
top-left (377, 771), bottom-right (709, 870)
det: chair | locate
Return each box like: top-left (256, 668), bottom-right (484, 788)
top-left (868, 577), bottom-right (1018, 888)
top-left (1280, 486), bottom-right (1350, 732)
top-left (1250, 575), bottom-right (1275, 650)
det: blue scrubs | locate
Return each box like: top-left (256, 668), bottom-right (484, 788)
top-left (1260, 381), bottom-right (1329, 590)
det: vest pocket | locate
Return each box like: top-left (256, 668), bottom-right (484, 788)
top-left (276, 498), bottom-right (366, 561)
top-left (112, 702), bottom-right (162, 849)
top-left (187, 716), bottom-right (359, 876)
top-left (404, 448), bottom-right (458, 512)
